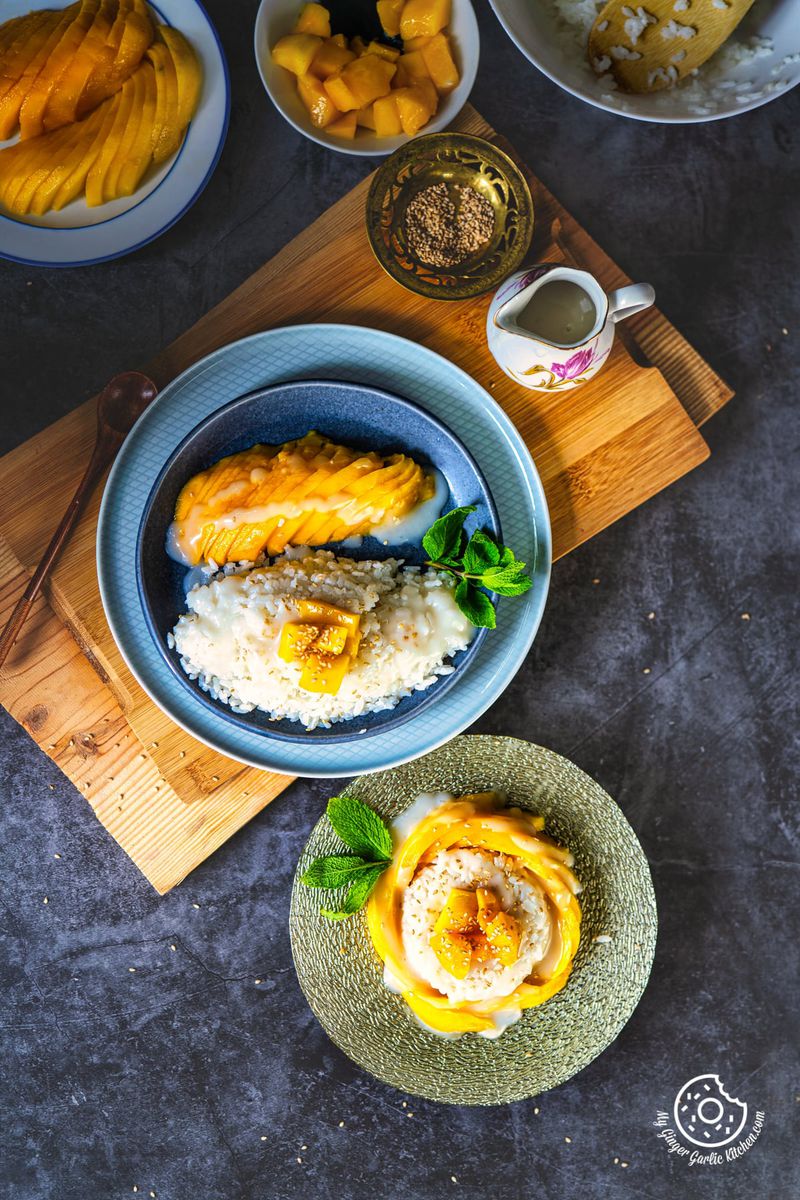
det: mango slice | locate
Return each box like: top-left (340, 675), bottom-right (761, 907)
top-left (309, 39), bottom-right (354, 80)
top-left (420, 31), bottom-right (459, 92)
top-left (0, 6), bottom-right (78, 139)
top-left (483, 911), bottom-right (522, 967)
top-left (376, 0), bottom-right (405, 38)
top-left (328, 110), bottom-right (357, 138)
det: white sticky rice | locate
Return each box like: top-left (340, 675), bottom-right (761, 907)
top-left (401, 847), bottom-right (553, 1003)
top-left (168, 548), bottom-right (474, 730)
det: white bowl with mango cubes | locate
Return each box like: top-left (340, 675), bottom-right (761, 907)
top-left (255, 0), bottom-right (479, 156)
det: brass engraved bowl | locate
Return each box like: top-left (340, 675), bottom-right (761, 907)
top-left (365, 132), bottom-right (535, 301)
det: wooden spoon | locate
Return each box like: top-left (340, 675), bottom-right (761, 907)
top-left (0, 370), bottom-right (158, 669)
top-left (588, 0), bottom-right (757, 93)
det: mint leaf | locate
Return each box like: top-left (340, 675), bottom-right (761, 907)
top-left (326, 794), bottom-right (393, 860)
top-left (497, 546), bottom-right (516, 569)
top-left (484, 573), bottom-right (533, 597)
top-left (481, 563), bottom-right (533, 596)
top-left (455, 580), bottom-right (496, 629)
top-left (301, 854), bottom-right (379, 889)
top-left (422, 505), bottom-right (475, 563)
top-left (320, 863), bottom-right (386, 920)
top-left (462, 530), bottom-right (501, 574)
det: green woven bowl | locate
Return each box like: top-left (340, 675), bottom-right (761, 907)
top-left (290, 736), bottom-right (657, 1105)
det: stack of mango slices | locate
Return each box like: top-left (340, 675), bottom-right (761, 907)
top-left (0, 0), bottom-right (203, 216)
top-left (430, 886), bottom-right (523, 980)
top-left (272, 0), bottom-right (459, 140)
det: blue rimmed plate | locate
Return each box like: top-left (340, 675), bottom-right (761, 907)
top-left (136, 378), bottom-right (500, 744)
top-left (97, 324), bottom-right (552, 778)
top-left (0, 0), bottom-right (229, 267)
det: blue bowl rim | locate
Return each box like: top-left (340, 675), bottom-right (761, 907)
top-left (135, 377), bottom-right (501, 745)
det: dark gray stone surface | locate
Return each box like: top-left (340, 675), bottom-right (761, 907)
top-left (1, 3), bottom-right (798, 1198)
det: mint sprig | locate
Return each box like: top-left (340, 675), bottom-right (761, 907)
top-left (300, 795), bottom-right (393, 920)
top-left (422, 506), bottom-right (532, 629)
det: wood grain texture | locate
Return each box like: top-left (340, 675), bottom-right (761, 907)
top-left (0, 105), bottom-right (730, 893)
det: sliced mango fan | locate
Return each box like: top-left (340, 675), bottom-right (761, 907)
top-left (0, 0), bottom-right (203, 216)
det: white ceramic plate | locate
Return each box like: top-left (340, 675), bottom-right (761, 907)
top-left (490, 0), bottom-right (799, 123)
top-left (0, 0), bottom-right (230, 266)
top-left (254, 0), bottom-right (479, 157)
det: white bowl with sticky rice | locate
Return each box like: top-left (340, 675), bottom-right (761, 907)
top-left (490, 0), bottom-right (799, 122)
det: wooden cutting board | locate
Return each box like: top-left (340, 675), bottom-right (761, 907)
top-left (0, 105), bottom-right (731, 894)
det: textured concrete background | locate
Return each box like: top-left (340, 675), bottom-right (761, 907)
top-left (1, 3), bottom-right (798, 1198)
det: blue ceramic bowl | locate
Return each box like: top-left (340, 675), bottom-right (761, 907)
top-left (137, 379), bottom-right (500, 743)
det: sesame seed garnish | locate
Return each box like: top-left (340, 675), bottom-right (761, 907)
top-left (128, 967), bottom-right (136, 973)
top-left (565, 1136), bottom-right (572, 1143)
top-left (647, 611), bottom-right (655, 619)
top-left (534, 1107), bottom-right (540, 1115)
top-left (451, 1176), bottom-right (458, 1183)
top-left (741, 612), bottom-right (750, 620)
top-left (338, 1121), bottom-right (345, 1128)
top-left (642, 667), bottom-right (651, 674)
top-left (179, 751), bottom-right (186, 758)
top-left (296, 1157), bottom-right (302, 1164)
top-left (613, 1157), bottom-right (619, 1164)
top-left (261, 1135), bottom-right (267, 1141)
top-left (781, 327), bottom-right (788, 335)
top-left (592, 577), bottom-right (600, 585)
top-left (621, 1161), bottom-right (629, 1167)
top-left (54, 853), bottom-right (61, 859)
top-left (301, 1145), bottom-right (307, 1151)
top-left (192, 903), bottom-right (200, 909)
top-left (170, 944), bottom-right (176, 952)
top-left (254, 978), bottom-right (262, 985)
top-left (43, 897), bottom-right (48, 904)
top-left (402, 1101), bottom-right (407, 1108)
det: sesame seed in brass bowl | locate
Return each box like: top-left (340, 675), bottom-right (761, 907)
top-left (365, 132), bottom-right (534, 302)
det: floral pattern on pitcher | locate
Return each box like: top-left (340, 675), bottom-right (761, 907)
top-left (521, 345), bottom-right (611, 390)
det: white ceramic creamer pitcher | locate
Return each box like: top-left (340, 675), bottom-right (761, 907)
top-left (486, 264), bottom-right (655, 392)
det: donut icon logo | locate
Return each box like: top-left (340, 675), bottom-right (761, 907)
top-left (673, 1074), bottom-right (748, 1148)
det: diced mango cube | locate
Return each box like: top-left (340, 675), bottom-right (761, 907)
top-left (434, 888), bottom-right (479, 935)
top-left (421, 32), bottom-right (459, 92)
top-left (468, 934), bottom-right (494, 963)
top-left (398, 50), bottom-right (431, 81)
top-left (298, 651), bottom-right (352, 693)
top-left (341, 53), bottom-right (396, 106)
top-left (272, 33), bottom-right (323, 76)
top-left (310, 38), bottom-right (355, 79)
top-left (484, 911), bottom-right (522, 967)
top-left (475, 887), bottom-right (500, 931)
top-left (392, 58), bottom-right (412, 87)
top-left (377, 0), bottom-right (405, 37)
top-left (328, 111), bottom-right (358, 138)
top-left (297, 72), bottom-right (340, 127)
top-left (400, 0), bottom-right (452, 39)
top-left (430, 930), bottom-right (472, 980)
top-left (364, 40), bottom-right (400, 62)
top-left (312, 624), bottom-right (349, 654)
top-left (373, 92), bottom-right (402, 136)
top-left (350, 35), bottom-right (368, 56)
top-left (356, 102), bottom-right (376, 129)
top-left (323, 69), bottom-right (360, 111)
top-left (278, 622), bottom-right (322, 662)
top-left (330, 32), bottom-right (348, 48)
top-left (403, 35), bottom-right (433, 51)
top-left (393, 81), bottom-right (436, 135)
top-left (294, 2), bottom-right (331, 38)
top-left (295, 599), bottom-right (361, 655)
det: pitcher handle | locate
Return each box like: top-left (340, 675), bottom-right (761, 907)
top-left (608, 283), bottom-right (655, 324)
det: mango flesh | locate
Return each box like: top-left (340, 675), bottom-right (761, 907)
top-left (430, 930), bottom-right (472, 980)
top-left (170, 431), bottom-right (435, 566)
top-left (0, 1), bottom-right (198, 216)
top-left (433, 888), bottom-right (479, 935)
top-left (278, 600), bottom-right (361, 695)
top-left (400, 0), bottom-right (452, 40)
top-left (270, 0), bottom-right (458, 141)
top-left (295, 2), bottom-right (332, 39)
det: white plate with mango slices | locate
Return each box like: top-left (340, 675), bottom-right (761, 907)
top-left (0, 0), bottom-right (229, 266)
top-left (255, 0), bottom-right (479, 155)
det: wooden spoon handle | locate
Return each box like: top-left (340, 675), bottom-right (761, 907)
top-left (0, 452), bottom-right (108, 669)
